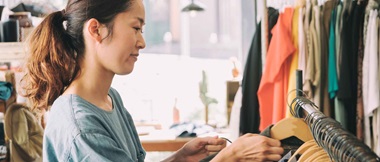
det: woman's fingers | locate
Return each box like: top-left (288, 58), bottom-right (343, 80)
top-left (206, 137), bottom-right (226, 145)
top-left (264, 153), bottom-right (283, 162)
top-left (268, 146), bottom-right (284, 155)
top-left (265, 137), bottom-right (282, 147)
top-left (205, 144), bottom-right (225, 152)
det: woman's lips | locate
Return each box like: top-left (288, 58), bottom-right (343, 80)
top-left (130, 54), bottom-right (139, 61)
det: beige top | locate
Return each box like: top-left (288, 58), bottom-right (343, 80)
top-left (4, 104), bottom-right (43, 162)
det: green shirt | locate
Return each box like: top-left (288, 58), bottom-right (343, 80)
top-left (43, 87), bottom-right (145, 162)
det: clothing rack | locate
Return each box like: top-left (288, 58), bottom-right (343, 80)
top-left (287, 70), bottom-right (380, 161)
top-left (290, 94), bottom-right (380, 162)
top-left (259, 0), bottom-right (380, 159)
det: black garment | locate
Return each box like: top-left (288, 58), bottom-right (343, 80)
top-left (0, 6), bottom-right (4, 20)
top-left (239, 7), bottom-right (279, 134)
top-left (260, 125), bottom-right (304, 157)
top-left (338, 1), bottom-right (366, 134)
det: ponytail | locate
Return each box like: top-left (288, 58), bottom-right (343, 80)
top-left (22, 11), bottom-right (79, 110)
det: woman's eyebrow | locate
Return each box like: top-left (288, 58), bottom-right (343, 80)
top-left (135, 17), bottom-right (145, 25)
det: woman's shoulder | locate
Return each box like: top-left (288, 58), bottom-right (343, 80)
top-left (47, 95), bottom-right (111, 135)
top-left (108, 87), bottom-right (121, 100)
top-left (44, 95), bottom-right (114, 162)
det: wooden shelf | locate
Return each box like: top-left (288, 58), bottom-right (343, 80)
top-left (226, 80), bottom-right (239, 124)
top-left (0, 42), bottom-right (27, 62)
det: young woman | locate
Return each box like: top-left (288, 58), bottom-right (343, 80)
top-left (22, 0), bottom-right (284, 161)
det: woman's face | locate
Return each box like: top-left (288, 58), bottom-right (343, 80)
top-left (95, 0), bottom-right (146, 75)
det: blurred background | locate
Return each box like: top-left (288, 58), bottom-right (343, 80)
top-left (0, 0), bottom-right (264, 161)
top-left (0, 0), bottom-right (263, 131)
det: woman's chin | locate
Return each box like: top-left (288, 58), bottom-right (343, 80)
top-left (117, 67), bottom-right (134, 75)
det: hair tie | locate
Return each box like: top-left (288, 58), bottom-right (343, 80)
top-left (61, 9), bottom-right (67, 21)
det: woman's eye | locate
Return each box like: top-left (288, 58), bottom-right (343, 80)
top-left (134, 27), bottom-right (143, 33)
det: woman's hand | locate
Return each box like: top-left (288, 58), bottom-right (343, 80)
top-left (162, 136), bottom-right (226, 162)
top-left (211, 133), bottom-right (284, 162)
top-left (180, 136), bottom-right (226, 160)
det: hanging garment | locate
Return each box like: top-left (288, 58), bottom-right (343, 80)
top-left (298, 6), bottom-right (307, 82)
top-left (338, 1), bottom-right (365, 134)
top-left (335, 1), bottom-right (342, 78)
top-left (300, 3), bottom-right (309, 77)
top-left (334, 1), bottom-right (348, 130)
top-left (328, 6), bottom-right (341, 130)
top-left (258, 7), bottom-right (295, 131)
top-left (374, 109), bottom-right (380, 156)
top-left (320, 0), bottom-right (337, 117)
top-left (363, 9), bottom-right (379, 148)
top-left (357, 4), bottom-right (380, 142)
top-left (356, 0), bottom-right (368, 141)
top-left (4, 104), bottom-right (43, 162)
top-left (286, 7), bottom-right (300, 118)
top-left (376, 17), bottom-right (380, 156)
top-left (239, 21), bottom-right (262, 135)
top-left (363, 0), bottom-right (379, 48)
top-left (328, 7), bottom-right (339, 99)
top-left (303, 0), bottom-right (314, 98)
top-left (240, 7), bottom-right (279, 134)
top-left (355, 1), bottom-right (367, 138)
top-left (312, 2), bottom-right (322, 108)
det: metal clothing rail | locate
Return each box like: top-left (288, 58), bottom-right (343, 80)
top-left (290, 96), bottom-right (380, 162)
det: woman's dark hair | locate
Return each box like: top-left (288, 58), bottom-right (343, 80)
top-left (21, 0), bottom-right (133, 110)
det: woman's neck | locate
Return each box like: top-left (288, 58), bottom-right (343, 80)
top-left (63, 67), bottom-right (114, 111)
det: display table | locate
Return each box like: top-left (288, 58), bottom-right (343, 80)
top-left (141, 137), bottom-right (193, 152)
top-left (138, 129), bottom-right (193, 152)
top-left (138, 125), bottom-right (232, 152)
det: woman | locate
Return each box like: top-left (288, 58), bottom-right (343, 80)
top-left (22, 0), bottom-right (284, 161)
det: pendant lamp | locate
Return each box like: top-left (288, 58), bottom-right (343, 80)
top-left (181, 0), bottom-right (205, 12)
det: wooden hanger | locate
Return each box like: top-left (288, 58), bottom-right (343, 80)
top-left (288, 139), bottom-right (316, 161)
top-left (297, 144), bottom-right (321, 161)
top-left (314, 153), bottom-right (333, 161)
top-left (270, 116), bottom-right (314, 142)
top-left (304, 148), bottom-right (329, 162)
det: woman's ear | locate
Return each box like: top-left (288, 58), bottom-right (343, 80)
top-left (85, 18), bottom-right (104, 43)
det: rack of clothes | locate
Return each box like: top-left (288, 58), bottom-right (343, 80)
top-left (237, 0), bottom-right (380, 156)
top-left (256, 70), bottom-right (380, 161)
top-left (287, 94), bottom-right (380, 161)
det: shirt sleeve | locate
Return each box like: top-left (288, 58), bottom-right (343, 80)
top-left (68, 133), bottom-right (135, 162)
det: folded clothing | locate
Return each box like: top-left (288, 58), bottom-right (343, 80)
top-left (169, 122), bottom-right (215, 138)
top-left (0, 81), bottom-right (12, 101)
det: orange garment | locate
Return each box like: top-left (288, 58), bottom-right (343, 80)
top-left (286, 8), bottom-right (300, 117)
top-left (258, 8), bottom-right (295, 131)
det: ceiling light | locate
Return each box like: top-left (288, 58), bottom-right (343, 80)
top-left (181, 0), bottom-right (205, 12)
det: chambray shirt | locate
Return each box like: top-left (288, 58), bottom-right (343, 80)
top-left (43, 88), bottom-right (146, 162)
